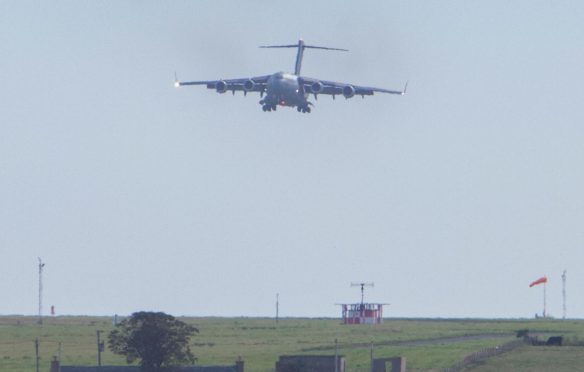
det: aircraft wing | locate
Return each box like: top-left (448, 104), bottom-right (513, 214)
top-left (174, 75), bottom-right (270, 94)
top-left (299, 76), bottom-right (407, 97)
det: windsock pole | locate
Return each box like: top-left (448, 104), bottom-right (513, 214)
top-left (543, 282), bottom-right (547, 318)
top-left (529, 276), bottom-right (548, 318)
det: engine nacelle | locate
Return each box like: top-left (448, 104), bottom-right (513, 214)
top-left (310, 81), bottom-right (324, 94)
top-left (215, 81), bottom-right (228, 93)
top-left (342, 85), bottom-right (356, 99)
top-left (243, 79), bottom-right (255, 91)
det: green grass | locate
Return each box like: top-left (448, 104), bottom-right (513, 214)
top-left (1, 316), bottom-right (584, 372)
top-left (463, 346), bottom-right (584, 372)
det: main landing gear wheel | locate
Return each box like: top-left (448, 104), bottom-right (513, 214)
top-left (297, 106), bottom-right (311, 113)
top-left (262, 104), bottom-right (277, 112)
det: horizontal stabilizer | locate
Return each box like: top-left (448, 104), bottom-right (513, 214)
top-left (260, 40), bottom-right (347, 75)
top-left (260, 44), bottom-right (348, 52)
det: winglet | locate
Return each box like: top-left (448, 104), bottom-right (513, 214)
top-left (402, 81), bottom-right (408, 95)
top-left (174, 72), bottom-right (180, 88)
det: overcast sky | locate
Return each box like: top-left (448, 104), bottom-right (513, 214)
top-left (1, 1), bottom-right (583, 318)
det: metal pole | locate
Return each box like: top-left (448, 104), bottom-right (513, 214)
top-left (370, 342), bottom-right (374, 372)
top-left (334, 338), bottom-right (338, 372)
top-left (38, 258), bottom-right (44, 326)
top-left (97, 330), bottom-right (103, 367)
top-left (562, 270), bottom-right (567, 320)
top-left (543, 282), bottom-right (547, 318)
top-left (58, 341), bottom-right (62, 369)
top-left (35, 338), bottom-right (40, 372)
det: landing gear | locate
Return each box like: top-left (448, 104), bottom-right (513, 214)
top-left (259, 99), bottom-right (278, 112)
top-left (262, 104), bottom-right (277, 112)
top-left (259, 98), bottom-right (312, 113)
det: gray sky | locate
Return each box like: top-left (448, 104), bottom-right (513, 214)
top-left (1, 1), bottom-right (583, 318)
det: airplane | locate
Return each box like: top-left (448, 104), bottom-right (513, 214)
top-left (174, 39), bottom-right (407, 113)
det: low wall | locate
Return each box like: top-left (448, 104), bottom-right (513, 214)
top-left (275, 355), bottom-right (345, 372)
top-left (442, 339), bottom-right (526, 372)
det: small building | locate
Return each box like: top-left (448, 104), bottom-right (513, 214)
top-left (341, 303), bottom-right (384, 324)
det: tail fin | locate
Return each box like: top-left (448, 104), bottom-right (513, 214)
top-left (259, 39), bottom-right (347, 75)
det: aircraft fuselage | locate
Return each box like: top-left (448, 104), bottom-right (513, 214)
top-left (261, 72), bottom-right (311, 112)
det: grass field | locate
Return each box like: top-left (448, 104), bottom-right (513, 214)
top-left (462, 346), bottom-right (584, 372)
top-left (1, 316), bottom-right (583, 372)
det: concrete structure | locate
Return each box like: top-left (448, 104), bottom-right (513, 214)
top-left (63, 369), bottom-right (241, 372)
top-left (372, 357), bottom-right (406, 372)
top-left (52, 360), bottom-right (243, 372)
top-left (275, 355), bottom-right (345, 372)
top-left (341, 303), bottom-right (384, 324)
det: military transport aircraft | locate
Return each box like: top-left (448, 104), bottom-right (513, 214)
top-left (174, 39), bottom-right (407, 113)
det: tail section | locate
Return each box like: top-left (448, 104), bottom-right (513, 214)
top-left (259, 39), bottom-right (347, 75)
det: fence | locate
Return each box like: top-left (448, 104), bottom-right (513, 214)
top-left (442, 339), bottom-right (526, 372)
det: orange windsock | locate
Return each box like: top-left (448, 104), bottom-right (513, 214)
top-left (529, 276), bottom-right (548, 287)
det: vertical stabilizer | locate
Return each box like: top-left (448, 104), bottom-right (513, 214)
top-left (294, 39), bottom-right (305, 75)
top-left (259, 40), bottom-right (347, 76)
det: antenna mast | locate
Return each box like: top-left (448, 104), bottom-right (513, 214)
top-left (351, 282), bottom-right (374, 305)
top-left (562, 270), bottom-right (567, 320)
top-left (276, 293), bottom-right (279, 324)
top-left (37, 258), bottom-right (45, 326)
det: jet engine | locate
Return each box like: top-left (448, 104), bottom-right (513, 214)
top-left (243, 79), bottom-right (255, 92)
top-left (310, 81), bottom-right (324, 94)
top-left (342, 85), bottom-right (356, 99)
top-left (215, 81), bottom-right (228, 93)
